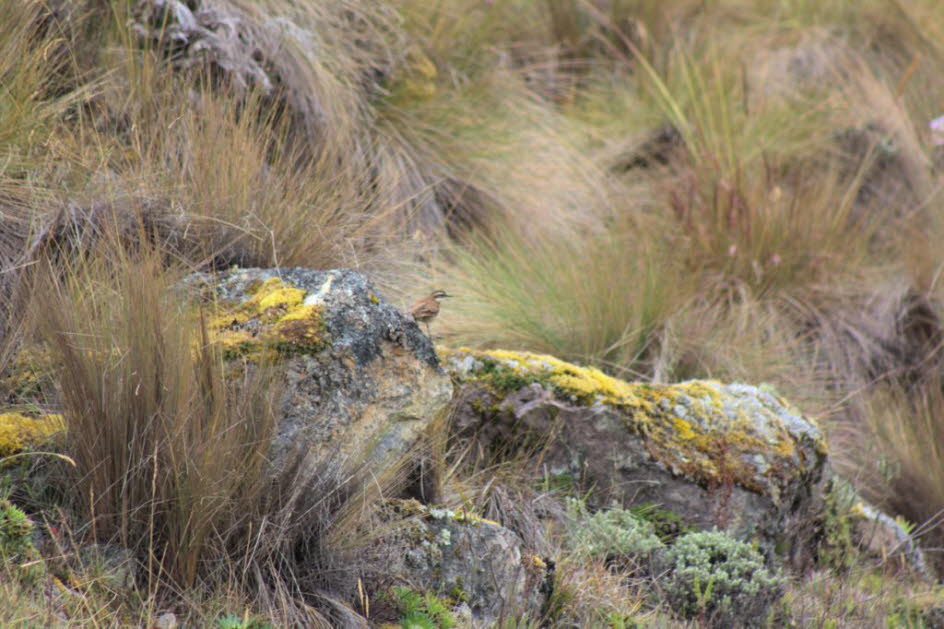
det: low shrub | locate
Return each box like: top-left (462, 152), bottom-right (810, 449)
top-left (0, 498), bottom-right (43, 584)
top-left (661, 530), bottom-right (783, 628)
top-left (565, 499), bottom-right (664, 570)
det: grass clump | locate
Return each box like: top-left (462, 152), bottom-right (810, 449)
top-left (23, 238), bottom-right (377, 626)
top-left (661, 530), bottom-right (784, 628)
top-left (33, 242), bottom-right (285, 590)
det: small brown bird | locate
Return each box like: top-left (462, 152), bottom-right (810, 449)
top-left (410, 290), bottom-right (450, 335)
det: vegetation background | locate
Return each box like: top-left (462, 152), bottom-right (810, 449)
top-left (2, 0), bottom-right (944, 626)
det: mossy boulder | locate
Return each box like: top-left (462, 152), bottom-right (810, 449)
top-left (181, 268), bottom-right (452, 473)
top-left (369, 500), bottom-right (550, 627)
top-left (445, 348), bottom-right (830, 567)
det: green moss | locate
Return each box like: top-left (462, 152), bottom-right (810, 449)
top-left (447, 584), bottom-right (468, 604)
top-left (629, 503), bottom-right (697, 544)
top-left (445, 348), bottom-right (825, 495)
top-left (817, 480), bottom-right (857, 572)
top-left (393, 586), bottom-right (457, 629)
top-left (0, 347), bottom-right (55, 402)
top-left (208, 277), bottom-right (328, 362)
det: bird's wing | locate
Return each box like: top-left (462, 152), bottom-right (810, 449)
top-left (410, 299), bottom-right (438, 319)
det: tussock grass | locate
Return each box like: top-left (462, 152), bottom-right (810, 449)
top-left (32, 240), bottom-right (286, 588)
top-left (857, 378), bottom-right (944, 571)
top-left (26, 238), bottom-right (389, 625)
top-left (435, 212), bottom-right (687, 375)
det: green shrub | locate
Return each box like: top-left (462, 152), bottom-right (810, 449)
top-left (0, 498), bottom-right (43, 583)
top-left (661, 530), bottom-right (783, 628)
top-left (565, 499), bottom-right (664, 566)
top-left (393, 586), bottom-right (456, 629)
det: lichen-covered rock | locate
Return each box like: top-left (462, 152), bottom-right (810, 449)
top-left (445, 348), bottom-right (830, 565)
top-left (182, 268), bottom-right (452, 471)
top-left (373, 500), bottom-right (549, 628)
top-left (850, 501), bottom-right (931, 579)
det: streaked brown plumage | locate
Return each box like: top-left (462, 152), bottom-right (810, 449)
top-left (410, 290), bottom-right (450, 335)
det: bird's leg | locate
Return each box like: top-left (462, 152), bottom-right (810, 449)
top-left (424, 322), bottom-right (431, 337)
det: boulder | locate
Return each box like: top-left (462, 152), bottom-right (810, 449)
top-left (850, 501), bottom-right (931, 579)
top-left (445, 348), bottom-right (830, 565)
top-left (182, 267), bottom-right (452, 472)
top-left (372, 500), bottom-right (550, 628)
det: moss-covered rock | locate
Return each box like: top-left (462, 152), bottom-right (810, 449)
top-left (182, 268), bottom-right (452, 474)
top-left (445, 348), bottom-right (830, 566)
top-left (368, 499), bottom-right (550, 627)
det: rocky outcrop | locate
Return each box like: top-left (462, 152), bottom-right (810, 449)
top-left (183, 267), bottom-right (452, 473)
top-left (445, 348), bottom-right (830, 565)
top-left (371, 500), bottom-right (550, 628)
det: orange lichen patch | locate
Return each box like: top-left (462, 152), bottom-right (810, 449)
top-left (444, 348), bottom-right (826, 497)
top-left (0, 412), bottom-right (66, 460)
top-left (207, 277), bottom-right (326, 360)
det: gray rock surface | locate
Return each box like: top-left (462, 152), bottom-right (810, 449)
top-left (852, 501), bottom-right (931, 580)
top-left (376, 500), bottom-right (550, 627)
top-left (182, 267), bottom-right (452, 472)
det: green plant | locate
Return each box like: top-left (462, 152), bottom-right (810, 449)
top-left (816, 479), bottom-right (858, 572)
top-left (662, 530), bottom-right (783, 627)
top-left (628, 503), bottom-right (697, 544)
top-left (565, 499), bottom-right (664, 565)
top-left (393, 586), bottom-right (457, 629)
top-left (0, 498), bottom-right (43, 584)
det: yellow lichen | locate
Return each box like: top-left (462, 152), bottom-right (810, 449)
top-left (459, 348), bottom-right (653, 409)
top-left (249, 277), bottom-right (307, 311)
top-left (445, 348), bottom-right (823, 496)
top-left (0, 412), bottom-right (66, 459)
top-left (207, 277), bottom-right (326, 360)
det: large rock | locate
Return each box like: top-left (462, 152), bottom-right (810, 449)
top-left (371, 500), bottom-right (550, 628)
top-left (183, 267), bottom-right (452, 471)
top-left (445, 348), bottom-right (830, 565)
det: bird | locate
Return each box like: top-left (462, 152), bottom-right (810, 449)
top-left (410, 290), bottom-right (450, 336)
